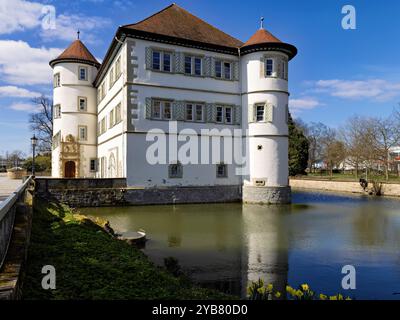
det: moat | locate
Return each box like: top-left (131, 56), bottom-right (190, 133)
top-left (81, 190), bottom-right (400, 299)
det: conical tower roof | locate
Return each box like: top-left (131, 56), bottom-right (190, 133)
top-left (50, 39), bottom-right (100, 68)
top-left (242, 28), bottom-right (282, 47)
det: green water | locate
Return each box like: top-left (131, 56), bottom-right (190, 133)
top-left (81, 191), bottom-right (400, 299)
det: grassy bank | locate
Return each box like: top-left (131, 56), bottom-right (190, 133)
top-left (23, 199), bottom-right (230, 300)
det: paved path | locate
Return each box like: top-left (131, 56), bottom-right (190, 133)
top-left (0, 173), bottom-right (23, 202)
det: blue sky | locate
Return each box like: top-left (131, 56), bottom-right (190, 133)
top-left (1, 0), bottom-right (400, 155)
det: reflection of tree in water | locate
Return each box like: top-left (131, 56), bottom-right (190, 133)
top-left (241, 204), bottom-right (290, 298)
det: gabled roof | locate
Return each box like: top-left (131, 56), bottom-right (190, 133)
top-left (123, 3), bottom-right (243, 48)
top-left (242, 28), bottom-right (282, 47)
top-left (50, 39), bottom-right (100, 68)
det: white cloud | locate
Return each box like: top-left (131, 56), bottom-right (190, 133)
top-left (314, 79), bottom-right (400, 101)
top-left (0, 0), bottom-right (110, 43)
top-left (289, 97), bottom-right (322, 114)
top-left (40, 13), bottom-right (111, 44)
top-left (0, 85), bottom-right (40, 98)
top-left (0, 0), bottom-right (42, 34)
top-left (0, 40), bottom-right (62, 85)
top-left (8, 102), bottom-right (38, 112)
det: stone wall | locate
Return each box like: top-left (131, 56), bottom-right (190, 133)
top-left (35, 178), bottom-right (242, 207)
top-left (243, 186), bottom-right (291, 204)
top-left (290, 178), bottom-right (400, 197)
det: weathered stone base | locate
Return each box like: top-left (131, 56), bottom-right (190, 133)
top-left (35, 178), bottom-right (242, 207)
top-left (242, 185), bottom-right (291, 204)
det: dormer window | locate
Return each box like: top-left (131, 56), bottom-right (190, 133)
top-left (79, 66), bottom-right (88, 81)
top-left (265, 59), bottom-right (273, 77)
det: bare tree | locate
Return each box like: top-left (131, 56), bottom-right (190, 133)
top-left (303, 122), bottom-right (333, 173)
top-left (8, 150), bottom-right (25, 168)
top-left (29, 95), bottom-right (53, 152)
top-left (323, 139), bottom-right (346, 176)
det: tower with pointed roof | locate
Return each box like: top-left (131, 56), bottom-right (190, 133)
top-left (241, 21), bottom-right (297, 204)
top-left (50, 36), bottom-right (100, 178)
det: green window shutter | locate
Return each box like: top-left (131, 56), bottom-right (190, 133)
top-left (204, 57), bottom-right (212, 77)
top-left (206, 103), bottom-right (214, 122)
top-left (235, 105), bottom-right (241, 125)
top-left (265, 103), bottom-right (273, 122)
top-left (145, 47), bottom-right (152, 70)
top-left (145, 97), bottom-right (152, 119)
top-left (210, 57), bottom-right (216, 77)
top-left (173, 101), bottom-right (185, 121)
top-left (175, 52), bottom-right (184, 73)
top-left (233, 62), bottom-right (239, 81)
top-left (248, 104), bottom-right (255, 123)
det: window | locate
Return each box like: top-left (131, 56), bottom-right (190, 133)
top-left (216, 163), bottom-right (227, 178)
top-left (79, 66), bottom-right (88, 81)
top-left (186, 104), bottom-right (193, 121)
top-left (265, 59), bottom-right (273, 77)
top-left (214, 60), bottom-right (232, 80)
top-left (152, 51), bottom-right (161, 70)
top-left (78, 126), bottom-right (87, 141)
top-left (194, 57), bottom-right (202, 75)
top-left (115, 103), bottom-right (121, 123)
top-left (223, 62), bottom-right (231, 80)
top-left (152, 100), bottom-right (172, 120)
top-left (185, 56), bottom-right (202, 76)
top-left (216, 106), bottom-right (223, 123)
top-left (225, 107), bottom-right (232, 124)
top-left (90, 159), bottom-right (97, 172)
top-left (163, 102), bottom-right (172, 120)
top-left (151, 100), bottom-right (161, 119)
top-left (215, 61), bottom-right (222, 78)
top-left (115, 56), bottom-right (121, 78)
top-left (98, 117), bottom-right (106, 135)
top-left (53, 73), bottom-right (60, 88)
top-left (184, 56), bottom-right (192, 74)
top-left (109, 109), bottom-right (115, 128)
top-left (216, 105), bottom-right (234, 124)
top-left (54, 104), bottom-right (61, 119)
top-left (78, 97), bottom-right (87, 111)
top-left (195, 104), bottom-right (204, 122)
top-left (109, 67), bottom-right (115, 89)
top-left (256, 105), bottom-right (264, 122)
top-left (163, 53), bottom-right (171, 72)
top-left (169, 162), bottom-right (182, 178)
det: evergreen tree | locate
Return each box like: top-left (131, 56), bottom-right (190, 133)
top-left (288, 113), bottom-right (309, 176)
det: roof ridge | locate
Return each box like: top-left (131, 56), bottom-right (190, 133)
top-left (122, 3), bottom-right (176, 28)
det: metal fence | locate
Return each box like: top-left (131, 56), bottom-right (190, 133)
top-left (0, 176), bottom-right (32, 269)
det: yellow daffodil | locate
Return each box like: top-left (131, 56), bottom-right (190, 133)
top-left (275, 292), bottom-right (281, 298)
top-left (329, 295), bottom-right (338, 300)
top-left (266, 284), bottom-right (273, 292)
top-left (301, 284), bottom-right (309, 291)
top-left (296, 290), bottom-right (304, 298)
top-left (319, 294), bottom-right (327, 300)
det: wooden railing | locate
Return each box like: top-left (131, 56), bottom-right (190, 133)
top-left (0, 176), bottom-right (32, 269)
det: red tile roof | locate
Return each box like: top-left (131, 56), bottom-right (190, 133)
top-left (123, 3), bottom-right (243, 48)
top-left (242, 28), bottom-right (282, 47)
top-left (50, 39), bottom-right (100, 68)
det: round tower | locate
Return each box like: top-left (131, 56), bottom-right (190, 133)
top-left (241, 24), bottom-right (297, 204)
top-left (49, 36), bottom-right (100, 178)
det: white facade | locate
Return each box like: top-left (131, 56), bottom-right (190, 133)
top-left (50, 12), bottom-right (296, 203)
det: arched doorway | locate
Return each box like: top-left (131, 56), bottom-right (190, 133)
top-left (64, 161), bottom-right (76, 178)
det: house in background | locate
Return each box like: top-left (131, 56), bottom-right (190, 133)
top-left (49, 4), bottom-right (297, 204)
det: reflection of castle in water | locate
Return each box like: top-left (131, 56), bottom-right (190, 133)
top-left (160, 204), bottom-right (290, 298)
top-left (241, 204), bottom-right (289, 298)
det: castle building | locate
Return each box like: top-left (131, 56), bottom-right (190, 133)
top-left (50, 4), bottom-right (297, 204)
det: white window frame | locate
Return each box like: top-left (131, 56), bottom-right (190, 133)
top-left (90, 159), bottom-right (98, 172)
top-left (152, 50), bottom-right (172, 73)
top-left (185, 55), bottom-right (202, 76)
top-left (78, 125), bottom-right (88, 141)
top-left (216, 163), bottom-right (228, 178)
top-left (214, 60), bottom-right (232, 80)
top-left (152, 100), bottom-right (172, 120)
top-left (223, 61), bottom-right (232, 80)
top-left (53, 73), bottom-right (60, 88)
top-left (78, 96), bottom-right (87, 112)
top-left (54, 104), bottom-right (61, 119)
top-left (256, 104), bottom-right (265, 122)
top-left (216, 105), bottom-right (233, 124)
top-left (78, 66), bottom-right (88, 81)
top-left (265, 58), bottom-right (274, 77)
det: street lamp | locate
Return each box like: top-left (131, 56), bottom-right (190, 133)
top-left (31, 134), bottom-right (38, 176)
